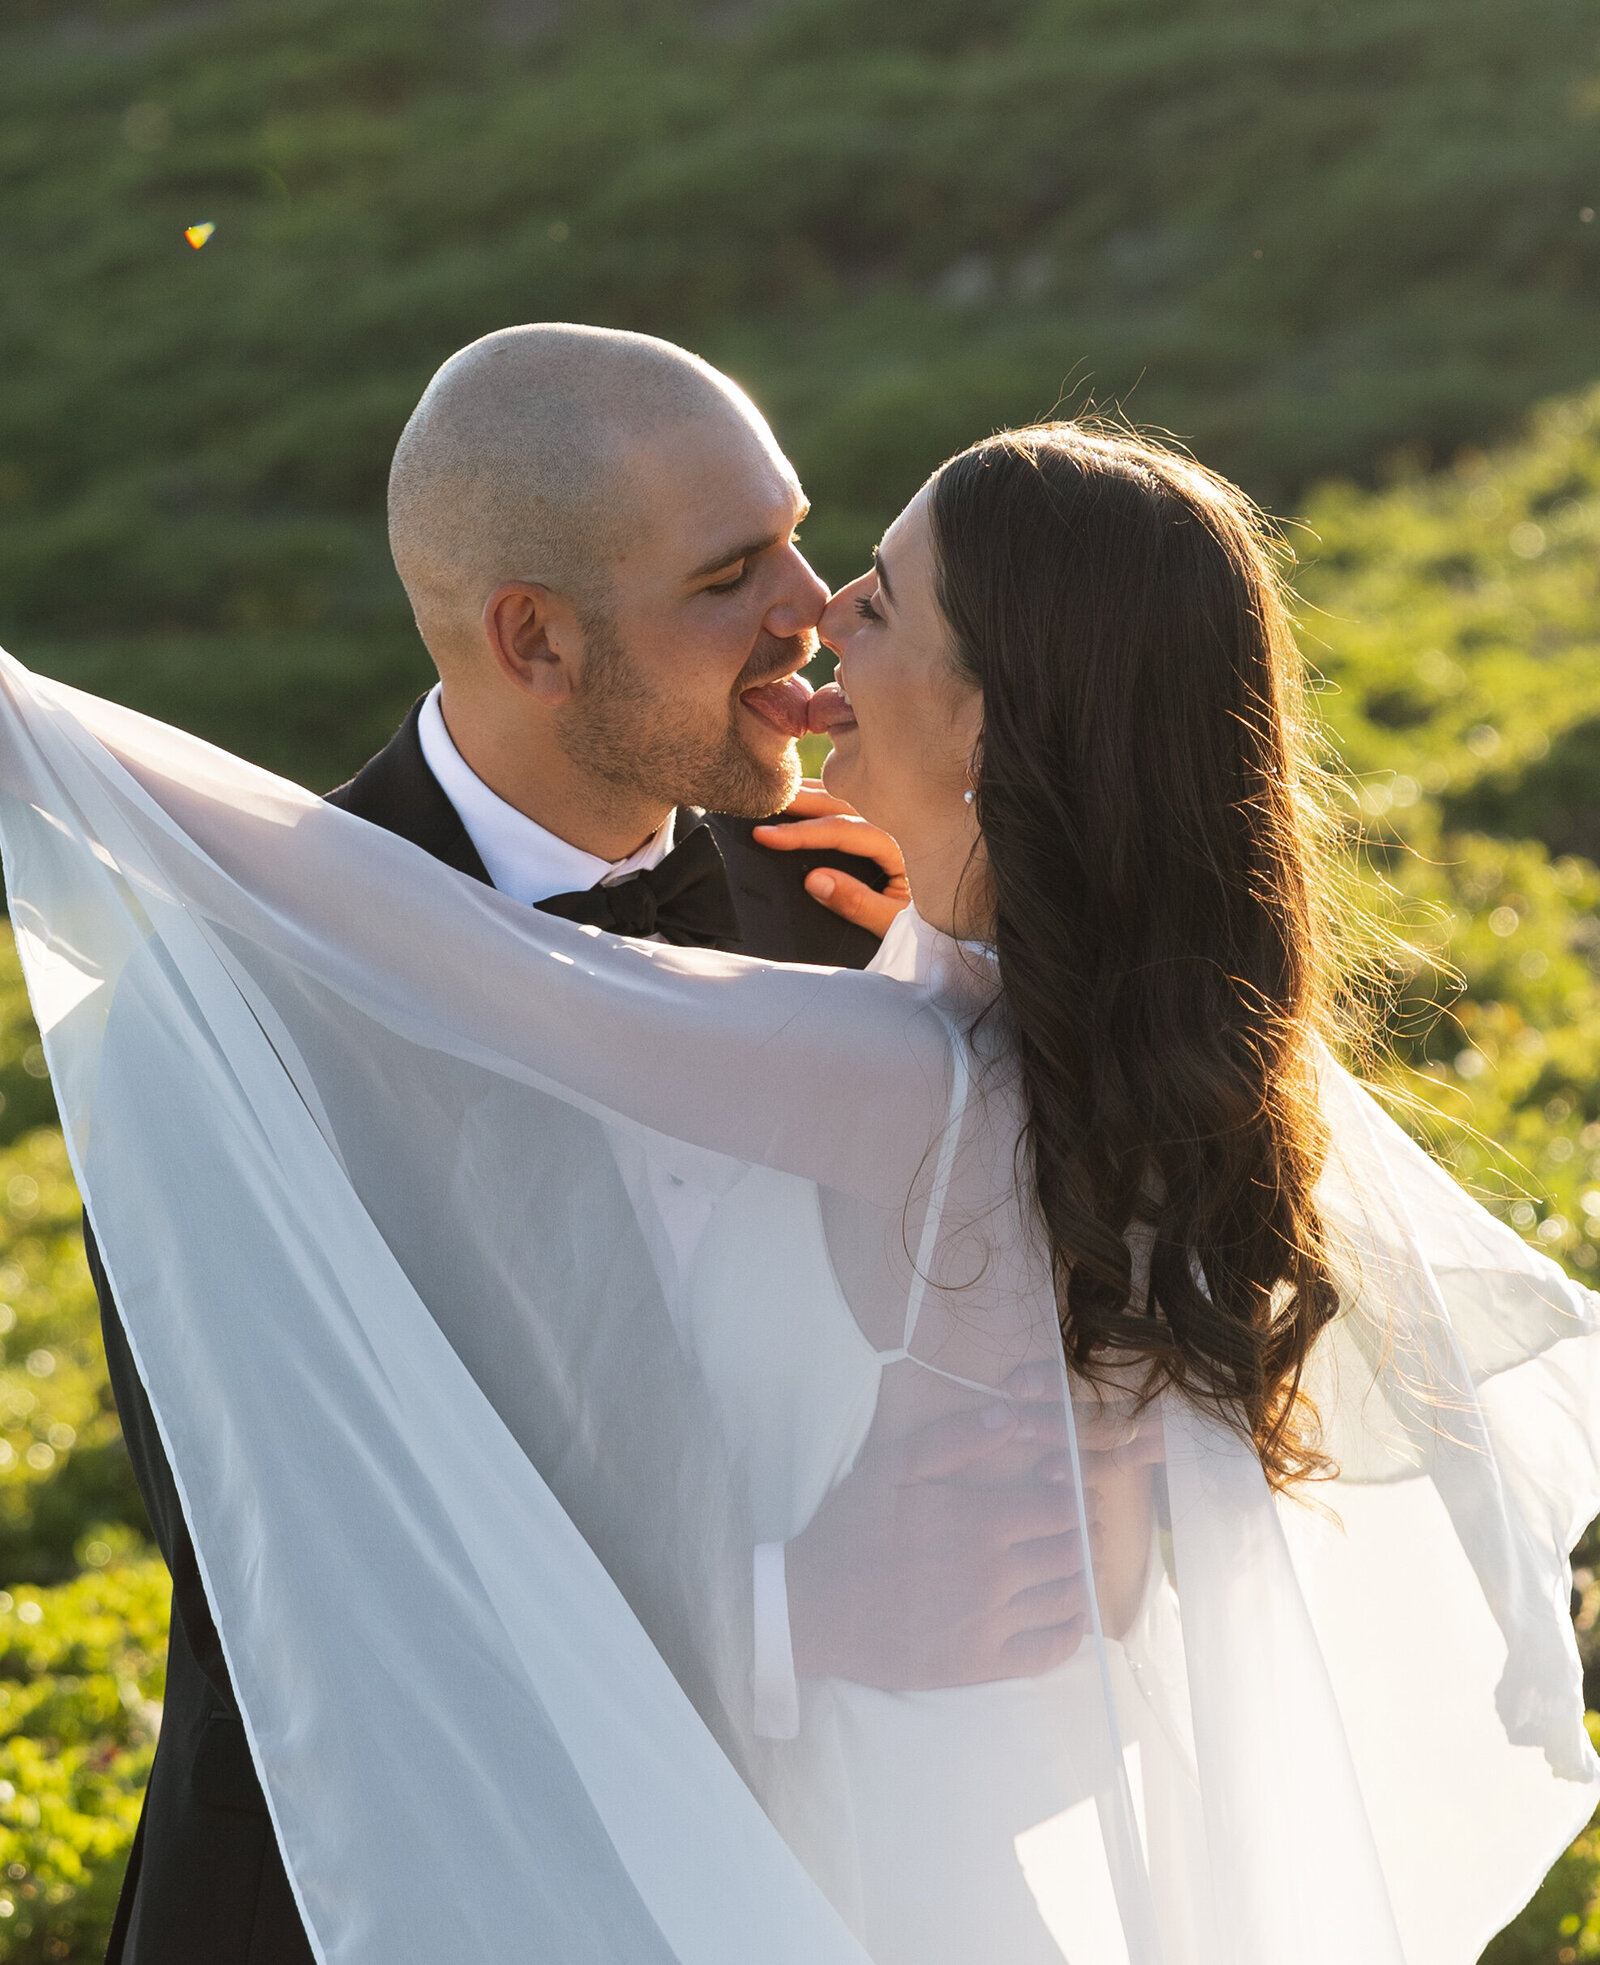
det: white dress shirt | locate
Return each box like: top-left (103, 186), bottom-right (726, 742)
top-left (418, 684), bottom-right (799, 1730)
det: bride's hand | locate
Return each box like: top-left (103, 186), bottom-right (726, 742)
top-left (1001, 1361), bottom-right (1164, 1642)
top-left (784, 1400), bottom-right (1098, 1690)
top-left (752, 781), bottom-right (911, 938)
top-left (1001, 1358), bottom-right (1168, 1472)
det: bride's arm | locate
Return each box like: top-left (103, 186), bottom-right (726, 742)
top-left (1079, 1442), bottom-right (1160, 1638)
top-left (1006, 1364), bottom-right (1165, 1641)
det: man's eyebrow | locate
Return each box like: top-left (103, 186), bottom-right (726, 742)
top-left (873, 548), bottom-right (895, 607)
top-left (687, 535), bottom-right (778, 581)
top-left (686, 502), bottom-right (811, 583)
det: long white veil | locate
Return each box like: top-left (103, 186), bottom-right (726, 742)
top-left (1, 650), bottom-right (1596, 1965)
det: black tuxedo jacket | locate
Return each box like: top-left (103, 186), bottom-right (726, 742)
top-left (94, 702), bottom-right (887, 1965)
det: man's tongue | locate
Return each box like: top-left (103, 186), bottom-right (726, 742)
top-left (739, 671), bottom-right (814, 738)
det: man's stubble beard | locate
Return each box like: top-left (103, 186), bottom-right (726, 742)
top-left (558, 616), bottom-right (808, 821)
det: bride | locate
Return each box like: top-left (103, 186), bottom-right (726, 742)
top-left (697, 422), bottom-right (1340, 1963)
top-left (1, 420), bottom-right (1597, 1965)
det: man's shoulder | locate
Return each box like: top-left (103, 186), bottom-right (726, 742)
top-left (324, 697), bottom-right (426, 822)
top-left (326, 699), bottom-right (491, 885)
top-left (700, 808), bottom-right (886, 972)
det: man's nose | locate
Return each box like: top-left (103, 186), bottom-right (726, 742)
top-left (765, 545), bottom-right (830, 638)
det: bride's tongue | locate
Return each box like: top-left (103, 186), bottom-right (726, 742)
top-left (806, 680), bottom-right (857, 736)
top-left (739, 670), bottom-right (814, 738)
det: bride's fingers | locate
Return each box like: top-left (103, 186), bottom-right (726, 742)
top-left (996, 1615), bottom-right (1088, 1677)
top-left (752, 812), bottom-right (907, 875)
top-left (899, 1402), bottom-right (1072, 1483)
top-left (1006, 1525), bottom-right (1089, 1591)
top-left (753, 802), bottom-right (912, 939)
top-left (803, 868), bottom-right (909, 938)
top-left (1004, 1359), bottom-right (1157, 1414)
top-left (1003, 1574), bottom-right (1090, 1628)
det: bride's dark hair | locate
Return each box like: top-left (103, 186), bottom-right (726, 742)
top-left (928, 423), bottom-right (1343, 1488)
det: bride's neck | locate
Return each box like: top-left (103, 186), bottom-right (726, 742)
top-left (903, 828), bottom-right (994, 942)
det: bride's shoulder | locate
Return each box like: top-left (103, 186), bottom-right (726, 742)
top-left (865, 905), bottom-right (932, 981)
top-left (867, 906), bottom-right (997, 997)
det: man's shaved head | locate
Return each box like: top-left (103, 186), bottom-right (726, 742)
top-left (388, 323), bottom-right (770, 664)
top-left (386, 322), bottom-right (826, 850)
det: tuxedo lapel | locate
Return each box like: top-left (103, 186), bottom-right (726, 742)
top-left (704, 809), bottom-right (888, 970)
top-left (326, 697), bottom-right (493, 887)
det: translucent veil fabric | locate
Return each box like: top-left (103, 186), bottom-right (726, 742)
top-left (1, 647), bottom-right (1598, 1965)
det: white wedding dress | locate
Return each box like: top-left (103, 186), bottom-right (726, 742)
top-left (0, 653), bottom-right (1597, 1965)
top-left (678, 909), bottom-right (1202, 1965)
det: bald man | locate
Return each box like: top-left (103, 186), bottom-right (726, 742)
top-left (89, 327), bottom-right (1075, 1964)
top-left (365, 321), bottom-right (903, 952)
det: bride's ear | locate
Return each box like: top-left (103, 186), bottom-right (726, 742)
top-left (481, 582), bottom-right (581, 703)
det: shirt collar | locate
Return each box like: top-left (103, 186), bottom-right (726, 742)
top-left (416, 685), bottom-right (676, 906)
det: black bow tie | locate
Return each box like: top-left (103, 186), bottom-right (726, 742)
top-left (535, 821), bottom-right (742, 948)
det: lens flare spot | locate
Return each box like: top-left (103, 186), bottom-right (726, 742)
top-left (184, 222), bottom-right (216, 249)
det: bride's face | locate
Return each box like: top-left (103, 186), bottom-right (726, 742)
top-left (815, 488), bottom-right (983, 901)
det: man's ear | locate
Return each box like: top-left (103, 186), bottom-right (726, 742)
top-left (481, 582), bottom-right (584, 703)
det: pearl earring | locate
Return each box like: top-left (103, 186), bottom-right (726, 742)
top-left (963, 789), bottom-right (976, 806)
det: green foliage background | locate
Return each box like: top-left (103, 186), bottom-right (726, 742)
top-left (4, 0), bottom-right (1600, 1956)
top-left (4, 0), bottom-right (1600, 784)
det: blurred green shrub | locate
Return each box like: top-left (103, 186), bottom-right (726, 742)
top-left (1295, 389), bottom-right (1600, 1280)
top-left (0, 938), bottom-right (146, 1592)
top-left (1300, 389), bottom-right (1600, 826)
top-left (0, 942), bottom-right (166, 1959)
top-left (0, 944), bottom-right (57, 1151)
top-left (1482, 1717), bottom-right (1600, 1964)
top-left (0, 1558), bottom-right (167, 1965)
top-left (0, 1125), bottom-right (144, 1591)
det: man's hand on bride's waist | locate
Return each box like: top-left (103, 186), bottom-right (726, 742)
top-left (782, 1366), bottom-right (1164, 1692)
top-left (784, 1393), bottom-right (1100, 1691)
